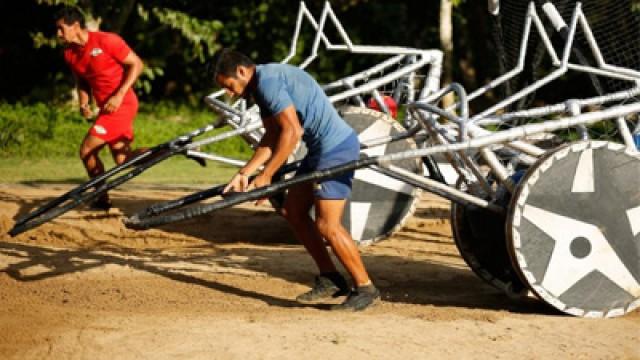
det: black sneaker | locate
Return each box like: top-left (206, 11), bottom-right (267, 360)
top-left (331, 284), bottom-right (380, 311)
top-left (88, 195), bottom-right (112, 211)
top-left (296, 273), bottom-right (350, 303)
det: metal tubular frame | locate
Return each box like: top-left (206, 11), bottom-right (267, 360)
top-left (189, 1), bottom-right (444, 172)
top-left (140, 1), bottom-right (640, 220)
top-left (413, 1), bottom-right (640, 198)
top-left (129, 100), bottom-right (640, 230)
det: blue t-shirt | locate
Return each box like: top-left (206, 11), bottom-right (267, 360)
top-left (253, 64), bottom-right (355, 155)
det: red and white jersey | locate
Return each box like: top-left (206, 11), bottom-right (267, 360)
top-left (64, 31), bottom-right (136, 106)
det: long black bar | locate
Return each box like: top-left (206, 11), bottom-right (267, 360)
top-left (126, 157), bottom-right (378, 229)
top-left (127, 123), bottom-right (425, 225)
top-left (8, 148), bottom-right (178, 236)
top-left (13, 144), bottom-right (166, 227)
top-left (130, 161), bottom-right (303, 222)
top-left (10, 118), bottom-right (221, 234)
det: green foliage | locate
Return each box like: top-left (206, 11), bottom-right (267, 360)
top-left (26, 0), bottom-right (226, 97)
top-left (136, 64), bottom-right (165, 95)
top-left (30, 0), bottom-right (76, 49)
top-left (31, 31), bottom-right (60, 49)
top-left (35, 0), bottom-right (77, 6)
top-left (10, 0), bottom-right (444, 102)
top-left (0, 103), bottom-right (84, 156)
top-left (144, 5), bottom-right (223, 62)
top-left (0, 101), bottom-right (252, 159)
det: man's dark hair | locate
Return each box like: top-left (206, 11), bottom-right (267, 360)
top-left (209, 48), bottom-right (255, 79)
top-left (54, 6), bottom-right (86, 28)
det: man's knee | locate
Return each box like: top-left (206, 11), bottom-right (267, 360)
top-left (80, 135), bottom-right (106, 160)
top-left (109, 141), bottom-right (132, 164)
top-left (315, 217), bottom-right (340, 240)
top-left (79, 142), bottom-right (96, 161)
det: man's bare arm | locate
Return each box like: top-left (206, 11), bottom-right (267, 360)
top-left (74, 74), bottom-right (92, 118)
top-left (103, 51), bottom-right (144, 113)
top-left (238, 116), bottom-right (280, 175)
top-left (259, 105), bottom-right (303, 179)
top-left (224, 106), bottom-right (302, 195)
top-left (223, 114), bottom-right (281, 194)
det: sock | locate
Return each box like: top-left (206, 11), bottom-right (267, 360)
top-left (356, 283), bottom-right (377, 294)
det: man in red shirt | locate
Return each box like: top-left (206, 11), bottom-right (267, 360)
top-left (55, 7), bottom-right (144, 209)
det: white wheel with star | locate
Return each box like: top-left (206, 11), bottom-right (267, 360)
top-left (506, 141), bottom-right (640, 317)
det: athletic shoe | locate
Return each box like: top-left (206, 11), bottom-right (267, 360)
top-left (296, 272), bottom-right (350, 303)
top-left (88, 195), bottom-right (112, 211)
top-left (331, 284), bottom-right (380, 311)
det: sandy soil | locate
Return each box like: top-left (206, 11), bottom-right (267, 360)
top-left (0, 183), bottom-right (638, 359)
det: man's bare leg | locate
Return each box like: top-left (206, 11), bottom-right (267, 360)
top-left (281, 183), bottom-right (351, 302)
top-left (315, 198), bottom-right (379, 311)
top-left (282, 183), bottom-right (337, 274)
top-left (79, 134), bottom-right (111, 209)
top-left (314, 198), bottom-right (371, 287)
top-left (79, 134), bottom-right (107, 177)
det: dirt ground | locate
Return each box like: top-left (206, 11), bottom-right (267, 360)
top-left (0, 183), bottom-right (638, 359)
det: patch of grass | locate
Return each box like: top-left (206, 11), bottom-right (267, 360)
top-left (0, 101), bottom-right (252, 185)
top-left (0, 156), bottom-right (239, 185)
top-left (0, 101), bottom-right (253, 159)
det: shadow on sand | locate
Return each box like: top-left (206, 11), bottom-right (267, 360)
top-left (0, 186), bottom-right (554, 315)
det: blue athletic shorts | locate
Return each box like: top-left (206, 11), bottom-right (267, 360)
top-left (296, 132), bottom-right (360, 199)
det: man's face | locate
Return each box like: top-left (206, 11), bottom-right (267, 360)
top-left (55, 19), bottom-right (80, 45)
top-left (215, 65), bottom-right (252, 98)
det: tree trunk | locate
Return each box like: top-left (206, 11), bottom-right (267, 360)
top-left (111, 0), bottom-right (136, 33)
top-left (440, 0), bottom-right (454, 107)
top-left (85, 16), bottom-right (102, 31)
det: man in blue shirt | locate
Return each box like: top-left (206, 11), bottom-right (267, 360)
top-left (211, 48), bottom-right (379, 311)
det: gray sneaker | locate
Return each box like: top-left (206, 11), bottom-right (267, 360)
top-left (331, 284), bottom-right (380, 311)
top-left (296, 273), bottom-right (350, 303)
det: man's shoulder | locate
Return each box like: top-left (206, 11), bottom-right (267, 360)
top-left (256, 64), bottom-right (285, 89)
top-left (92, 31), bottom-right (119, 38)
top-left (257, 63), bottom-right (281, 77)
top-left (93, 31), bottom-right (127, 46)
top-left (258, 63), bottom-right (303, 77)
top-left (258, 63), bottom-right (311, 87)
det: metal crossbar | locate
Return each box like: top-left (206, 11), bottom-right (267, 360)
top-left (174, 1), bottom-right (640, 217)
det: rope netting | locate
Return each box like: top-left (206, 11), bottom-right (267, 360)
top-left (486, 0), bottom-right (640, 142)
top-left (493, 0), bottom-right (640, 104)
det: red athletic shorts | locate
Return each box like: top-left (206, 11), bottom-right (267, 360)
top-left (89, 92), bottom-right (139, 145)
